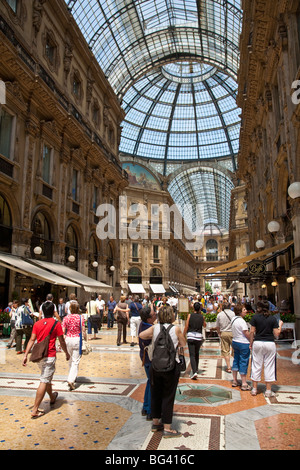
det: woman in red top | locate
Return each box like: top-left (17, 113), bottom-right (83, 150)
top-left (22, 301), bottom-right (70, 419)
top-left (62, 301), bottom-right (87, 391)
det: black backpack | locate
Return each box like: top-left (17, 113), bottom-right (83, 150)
top-left (151, 324), bottom-right (176, 372)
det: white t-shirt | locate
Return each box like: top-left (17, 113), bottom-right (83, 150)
top-left (96, 299), bottom-right (105, 311)
top-left (231, 316), bottom-right (249, 344)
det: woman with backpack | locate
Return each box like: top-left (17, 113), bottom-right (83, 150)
top-left (139, 305), bottom-right (186, 438)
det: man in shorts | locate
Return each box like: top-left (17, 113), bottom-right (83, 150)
top-left (22, 302), bottom-right (70, 419)
top-left (216, 301), bottom-right (235, 372)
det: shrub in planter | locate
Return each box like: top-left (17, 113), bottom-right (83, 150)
top-left (203, 312), bottom-right (217, 322)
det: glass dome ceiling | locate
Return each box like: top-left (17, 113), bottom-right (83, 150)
top-left (66, 0), bottom-right (242, 230)
top-left (120, 64), bottom-right (240, 167)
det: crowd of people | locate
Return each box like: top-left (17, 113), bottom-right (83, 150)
top-left (3, 290), bottom-right (284, 427)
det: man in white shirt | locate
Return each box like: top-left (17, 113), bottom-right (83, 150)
top-left (96, 294), bottom-right (105, 324)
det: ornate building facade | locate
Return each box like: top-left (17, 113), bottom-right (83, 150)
top-left (237, 0), bottom-right (300, 337)
top-left (0, 0), bottom-right (128, 305)
top-left (119, 160), bottom-right (196, 298)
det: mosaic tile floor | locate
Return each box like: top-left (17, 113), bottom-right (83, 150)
top-left (0, 324), bottom-right (300, 452)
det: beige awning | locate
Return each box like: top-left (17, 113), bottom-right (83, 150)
top-left (0, 252), bottom-right (80, 287)
top-left (31, 259), bottom-right (111, 292)
top-left (150, 284), bottom-right (166, 294)
top-left (204, 241), bottom-right (294, 275)
top-left (128, 283), bottom-right (146, 294)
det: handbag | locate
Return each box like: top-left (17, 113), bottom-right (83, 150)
top-left (79, 315), bottom-right (91, 355)
top-left (30, 321), bottom-right (58, 363)
top-left (81, 339), bottom-right (92, 355)
top-left (21, 306), bottom-right (34, 327)
top-left (178, 347), bottom-right (186, 372)
top-left (144, 339), bottom-right (154, 362)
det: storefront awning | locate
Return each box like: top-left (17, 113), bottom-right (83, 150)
top-left (128, 283), bottom-right (146, 294)
top-left (182, 288), bottom-right (198, 295)
top-left (204, 241), bottom-right (294, 275)
top-left (0, 252), bottom-right (80, 287)
top-left (150, 284), bottom-right (166, 294)
top-left (169, 285), bottom-right (179, 294)
top-left (31, 259), bottom-right (111, 292)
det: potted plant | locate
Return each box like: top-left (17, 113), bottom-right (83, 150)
top-left (0, 310), bottom-right (10, 337)
top-left (204, 312), bottom-right (217, 329)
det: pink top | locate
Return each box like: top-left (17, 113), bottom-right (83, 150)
top-left (62, 314), bottom-right (84, 337)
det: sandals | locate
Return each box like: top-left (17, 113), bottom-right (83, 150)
top-left (241, 384), bottom-right (251, 391)
top-left (31, 410), bottom-right (45, 419)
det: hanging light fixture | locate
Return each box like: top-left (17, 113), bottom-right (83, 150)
top-left (68, 255), bottom-right (75, 263)
top-left (288, 182), bottom-right (300, 199)
top-left (267, 221), bottom-right (280, 233)
top-left (256, 240), bottom-right (265, 249)
top-left (33, 246), bottom-right (42, 255)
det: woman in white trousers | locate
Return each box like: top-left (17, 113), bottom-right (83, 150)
top-left (62, 301), bottom-right (87, 391)
top-left (249, 300), bottom-right (283, 397)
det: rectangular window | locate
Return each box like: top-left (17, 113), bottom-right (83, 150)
top-left (0, 109), bottom-right (13, 160)
top-left (73, 77), bottom-right (81, 98)
top-left (153, 245), bottom-right (159, 262)
top-left (45, 37), bottom-right (55, 65)
top-left (72, 169), bottom-right (78, 201)
top-left (132, 243), bottom-right (139, 261)
top-left (92, 186), bottom-right (98, 212)
top-left (42, 144), bottom-right (51, 184)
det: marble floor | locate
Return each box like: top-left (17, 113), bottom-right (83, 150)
top-left (0, 323), bottom-right (299, 452)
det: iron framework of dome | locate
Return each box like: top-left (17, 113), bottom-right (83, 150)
top-left (66, 0), bottom-right (243, 231)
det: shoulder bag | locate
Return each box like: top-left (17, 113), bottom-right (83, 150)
top-left (178, 346), bottom-right (186, 372)
top-left (30, 321), bottom-right (58, 363)
top-left (79, 315), bottom-right (91, 355)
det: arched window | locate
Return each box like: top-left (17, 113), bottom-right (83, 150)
top-left (65, 225), bottom-right (78, 268)
top-left (128, 267), bottom-right (142, 284)
top-left (31, 212), bottom-right (52, 261)
top-left (0, 194), bottom-right (12, 252)
top-left (150, 268), bottom-right (162, 284)
top-left (206, 239), bottom-right (218, 261)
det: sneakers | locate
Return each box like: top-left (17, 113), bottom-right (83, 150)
top-left (264, 391), bottom-right (277, 398)
top-left (189, 371), bottom-right (198, 380)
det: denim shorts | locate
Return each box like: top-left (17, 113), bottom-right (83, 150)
top-left (232, 341), bottom-right (250, 375)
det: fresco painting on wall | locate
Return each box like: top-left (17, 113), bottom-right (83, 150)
top-left (122, 163), bottom-right (161, 191)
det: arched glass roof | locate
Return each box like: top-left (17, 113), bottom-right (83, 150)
top-left (66, 0), bottom-right (242, 97)
top-left (168, 166), bottom-right (234, 232)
